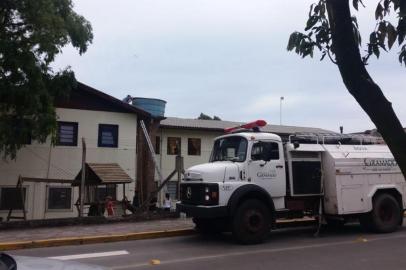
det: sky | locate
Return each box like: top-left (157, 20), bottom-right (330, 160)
top-left (52, 0), bottom-right (406, 133)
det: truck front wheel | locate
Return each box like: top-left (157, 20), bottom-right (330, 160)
top-left (362, 193), bottom-right (401, 233)
top-left (232, 199), bottom-right (271, 244)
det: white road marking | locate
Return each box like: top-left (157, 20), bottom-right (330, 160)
top-left (48, 250), bottom-right (129, 261)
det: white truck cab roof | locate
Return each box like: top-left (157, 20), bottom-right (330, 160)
top-left (216, 132), bottom-right (282, 142)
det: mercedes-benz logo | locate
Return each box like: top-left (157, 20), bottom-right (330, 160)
top-left (186, 187), bottom-right (192, 199)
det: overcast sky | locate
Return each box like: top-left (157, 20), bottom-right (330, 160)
top-left (52, 0), bottom-right (406, 133)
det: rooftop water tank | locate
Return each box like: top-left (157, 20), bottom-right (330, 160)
top-left (132, 97), bottom-right (166, 118)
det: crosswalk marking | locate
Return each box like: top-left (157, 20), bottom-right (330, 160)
top-left (48, 250), bottom-right (129, 260)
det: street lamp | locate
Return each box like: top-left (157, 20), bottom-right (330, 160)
top-left (280, 96), bottom-right (284, 125)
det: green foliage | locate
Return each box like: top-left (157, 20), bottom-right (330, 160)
top-left (197, 113), bottom-right (222, 121)
top-left (287, 0), bottom-right (334, 62)
top-left (287, 0), bottom-right (406, 66)
top-left (0, 0), bottom-right (93, 159)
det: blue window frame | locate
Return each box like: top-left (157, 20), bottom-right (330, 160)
top-left (56, 121), bottom-right (78, 146)
top-left (98, 124), bottom-right (119, 148)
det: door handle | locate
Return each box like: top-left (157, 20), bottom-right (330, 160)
top-left (276, 165), bottom-right (284, 169)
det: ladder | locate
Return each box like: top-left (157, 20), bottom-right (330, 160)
top-left (140, 120), bottom-right (164, 185)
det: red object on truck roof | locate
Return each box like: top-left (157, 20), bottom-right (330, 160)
top-left (224, 120), bottom-right (267, 133)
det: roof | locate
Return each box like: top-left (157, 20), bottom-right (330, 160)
top-left (72, 163), bottom-right (133, 186)
top-left (160, 117), bottom-right (336, 135)
top-left (55, 82), bottom-right (152, 118)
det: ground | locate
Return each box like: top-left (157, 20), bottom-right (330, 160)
top-left (8, 221), bottom-right (406, 270)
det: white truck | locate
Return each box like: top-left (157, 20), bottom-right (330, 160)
top-left (176, 120), bottom-right (406, 244)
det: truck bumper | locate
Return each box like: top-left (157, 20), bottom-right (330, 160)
top-left (176, 203), bottom-right (228, 218)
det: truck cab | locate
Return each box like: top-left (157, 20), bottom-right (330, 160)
top-left (179, 132), bottom-right (286, 215)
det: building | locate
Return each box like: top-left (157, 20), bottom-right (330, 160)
top-left (155, 117), bottom-right (336, 198)
top-left (0, 83), bottom-right (340, 220)
top-left (0, 82), bottom-right (154, 220)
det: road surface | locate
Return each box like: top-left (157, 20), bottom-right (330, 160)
top-left (9, 223), bottom-right (406, 270)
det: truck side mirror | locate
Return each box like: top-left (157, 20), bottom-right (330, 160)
top-left (293, 141), bottom-right (300, 149)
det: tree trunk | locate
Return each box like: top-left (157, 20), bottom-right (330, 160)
top-left (326, 0), bottom-right (406, 178)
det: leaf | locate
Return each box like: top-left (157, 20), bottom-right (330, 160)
top-left (387, 22), bottom-right (398, 49)
top-left (320, 52), bottom-right (327, 61)
top-left (353, 0), bottom-right (359, 10)
top-left (287, 33), bottom-right (298, 51)
top-left (375, 3), bottom-right (384, 20)
top-left (399, 45), bottom-right (406, 65)
top-left (308, 4), bottom-right (314, 17)
top-left (370, 32), bottom-right (378, 44)
top-left (352, 0), bottom-right (365, 11)
top-left (383, 0), bottom-right (390, 14)
top-left (373, 44), bottom-right (381, 58)
top-left (398, 17), bottom-right (406, 45)
top-left (305, 16), bottom-right (318, 31)
top-left (378, 21), bottom-right (387, 34)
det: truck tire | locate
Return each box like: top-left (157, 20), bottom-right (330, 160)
top-left (366, 193), bottom-right (401, 233)
top-left (193, 218), bottom-right (228, 234)
top-left (232, 199), bottom-right (271, 244)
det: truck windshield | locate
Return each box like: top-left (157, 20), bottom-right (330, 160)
top-left (210, 136), bottom-right (248, 162)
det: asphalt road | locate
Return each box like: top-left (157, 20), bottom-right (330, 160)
top-left (9, 223), bottom-right (406, 270)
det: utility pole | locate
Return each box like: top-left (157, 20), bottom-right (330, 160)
top-left (280, 96), bottom-right (284, 125)
top-left (79, 137), bottom-right (86, 217)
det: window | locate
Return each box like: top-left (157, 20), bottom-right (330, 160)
top-left (98, 124), bottom-right (119, 148)
top-left (188, 138), bottom-right (201, 156)
top-left (56, 121), bottom-right (78, 146)
top-left (251, 142), bottom-right (280, 161)
top-left (0, 187), bottom-right (26, 210)
top-left (155, 136), bottom-right (160, 154)
top-left (167, 137), bottom-right (181, 155)
top-left (210, 136), bottom-right (248, 162)
top-left (47, 187), bottom-right (72, 210)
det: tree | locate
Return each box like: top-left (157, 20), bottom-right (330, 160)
top-left (288, 0), bottom-right (406, 178)
top-left (197, 113), bottom-right (222, 121)
top-left (0, 0), bottom-right (93, 159)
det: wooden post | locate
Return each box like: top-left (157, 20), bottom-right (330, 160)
top-left (79, 138), bottom-right (86, 217)
top-left (123, 184), bottom-right (126, 200)
top-left (176, 155), bottom-right (184, 200)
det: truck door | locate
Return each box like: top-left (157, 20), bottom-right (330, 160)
top-left (248, 141), bottom-right (286, 198)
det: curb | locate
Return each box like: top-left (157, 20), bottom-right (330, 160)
top-left (2, 215), bottom-right (404, 251)
top-left (0, 218), bottom-right (317, 251)
top-left (0, 228), bottom-right (196, 252)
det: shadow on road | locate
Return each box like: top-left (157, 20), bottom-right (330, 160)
top-left (179, 221), bottom-right (406, 246)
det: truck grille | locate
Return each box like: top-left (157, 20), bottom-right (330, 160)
top-left (180, 183), bottom-right (219, 205)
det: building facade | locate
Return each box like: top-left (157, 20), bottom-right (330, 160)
top-left (0, 83), bottom-right (151, 220)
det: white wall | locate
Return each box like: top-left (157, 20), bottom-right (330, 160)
top-left (156, 128), bottom-right (223, 198)
top-left (0, 108), bottom-right (138, 220)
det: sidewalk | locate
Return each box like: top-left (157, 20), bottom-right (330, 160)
top-left (0, 216), bottom-right (319, 251)
top-left (0, 217), bottom-right (195, 251)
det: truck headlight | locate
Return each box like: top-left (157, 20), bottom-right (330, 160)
top-left (204, 185), bottom-right (219, 203)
